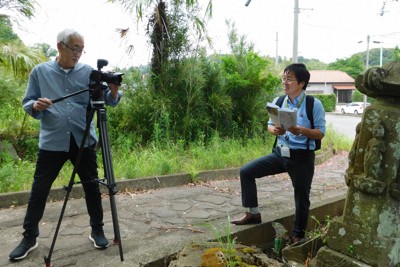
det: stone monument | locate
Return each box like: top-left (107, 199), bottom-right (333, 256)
top-left (313, 61), bottom-right (400, 267)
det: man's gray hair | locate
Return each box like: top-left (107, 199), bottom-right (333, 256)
top-left (56, 28), bottom-right (84, 44)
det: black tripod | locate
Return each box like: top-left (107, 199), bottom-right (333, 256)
top-left (44, 65), bottom-right (124, 266)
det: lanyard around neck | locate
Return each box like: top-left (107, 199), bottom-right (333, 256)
top-left (285, 92), bottom-right (305, 109)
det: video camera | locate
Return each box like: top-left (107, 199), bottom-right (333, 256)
top-left (90, 59), bottom-right (124, 87)
top-left (50, 59), bottom-right (123, 104)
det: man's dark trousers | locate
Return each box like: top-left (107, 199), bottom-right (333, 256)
top-left (239, 147), bottom-right (315, 238)
top-left (22, 136), bottom-right (104, 238)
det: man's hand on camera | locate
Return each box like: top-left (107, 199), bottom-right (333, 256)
top-left (107, 83), bottom-right (120, 100)
top-left (33, 98), bottom-right (53, 111)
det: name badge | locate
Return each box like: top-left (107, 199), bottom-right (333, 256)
top-left (281, 146), bottom-right (290, 158)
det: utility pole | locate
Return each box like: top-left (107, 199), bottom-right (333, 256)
top-left (292, 0), bottom-right (299, 63)
top-left (357, 35), bottom-right (371, 106)
top-left (292, 0), bottom-right (312, 63)
top-left (363, 35), bottom-right (370, 107)
top-left (359, 37), bottom-right (383, 108)
top-left (373, 40), bottom-right (384, 66)
top-left (366, 35), bottom-right (370, 69)
top-left (275, 31), bottom-right (279, 67)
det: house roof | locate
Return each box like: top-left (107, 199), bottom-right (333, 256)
top-left (333, 85), bottom-right (356, 90)
top-left (309, 70), bottom-right (355, 83)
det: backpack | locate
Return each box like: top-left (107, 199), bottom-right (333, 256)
top-left (272, 95), bottom-right (321, 151)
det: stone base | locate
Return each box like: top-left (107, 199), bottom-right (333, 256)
top-left (352, 175), bottom-right (386, 195)
top-left (168, 242), bottom-right (284, 267)
top-left (322, 220), bottom-right (398, 266)
top-left (282, 237), bottom-right (324, 264)
top-left (311, 246), bottom-right (372, 267)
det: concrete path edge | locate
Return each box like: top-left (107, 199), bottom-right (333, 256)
top-left (0, 149), bottom-right (335, 209)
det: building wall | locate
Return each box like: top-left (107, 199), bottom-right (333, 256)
top-left (308, 84), bottom-right (334, 94)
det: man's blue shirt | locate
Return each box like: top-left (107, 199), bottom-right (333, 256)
top-left (268, 92), bottom-right (326, 150)
top-left (22, 60), bottom-right (122, 152)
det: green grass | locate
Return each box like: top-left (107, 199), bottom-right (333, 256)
top-left (0, 125), bottom-right (353, 193)
top-left (323, 123), bottom-right (354, 152)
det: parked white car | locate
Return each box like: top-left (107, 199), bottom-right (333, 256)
top-left (341, 102), bottom-right (370, 115)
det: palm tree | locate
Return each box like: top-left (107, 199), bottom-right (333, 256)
top-left (1, 39), bottom-right (45, 78)
top-left (109, 0), bottom-right (212, 70)
top-left (0, 2), bottom-right (45, 140)
top-left (109, 0), bottom-right (212, 26)
top-left (0, 2), bottom-right (44, 79)
top-left (0, 0), bottom-right (36, 25)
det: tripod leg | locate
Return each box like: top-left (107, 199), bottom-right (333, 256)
top-left (44, 178), bottom-right (74, 267)
top-left (97, 108), bottom-right (124, 262)
top-left (44, 108), bottom-right (96, 267)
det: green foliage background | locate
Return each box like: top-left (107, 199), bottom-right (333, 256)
top-left (314, 94), bottom-right (337, 112)
top-left (1, 1), bottom-right (397, 193)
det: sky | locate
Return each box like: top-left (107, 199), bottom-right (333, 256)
top-left (11, 0), bottom-right (400, 69)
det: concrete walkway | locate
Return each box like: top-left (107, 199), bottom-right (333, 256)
top-left (0, 151), bottom-right (349, 267)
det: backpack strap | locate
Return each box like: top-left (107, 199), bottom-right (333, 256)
top-left (305, 95), bottom-right (314, 128)
top-left (272, 95), bottom-right (286, 148)
top-left (305, 95), bottom-right (315, 150)
top-left (272, 95), bottom-right (315, 150)
top-left (275, 95), bottom-right (286, 107)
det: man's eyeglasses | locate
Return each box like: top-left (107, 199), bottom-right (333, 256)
top-left (281, 76), bottom-right (297, 84)
top-left (61, 42), bottom-right (85, 55)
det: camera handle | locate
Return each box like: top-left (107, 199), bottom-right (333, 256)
top-left (50, 88), bottom-right (90, 103)
top-left (44, 90), bottom-right (124, 266)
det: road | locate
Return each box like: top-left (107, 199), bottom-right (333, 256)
top-left (325, 113), bottom-right (362, 140)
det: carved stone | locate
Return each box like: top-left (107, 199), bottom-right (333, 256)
top-left (312, 61), bottom-right (400, 267)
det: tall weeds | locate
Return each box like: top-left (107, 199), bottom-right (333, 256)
top-left (0, 125), bottom-right (351, 193)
